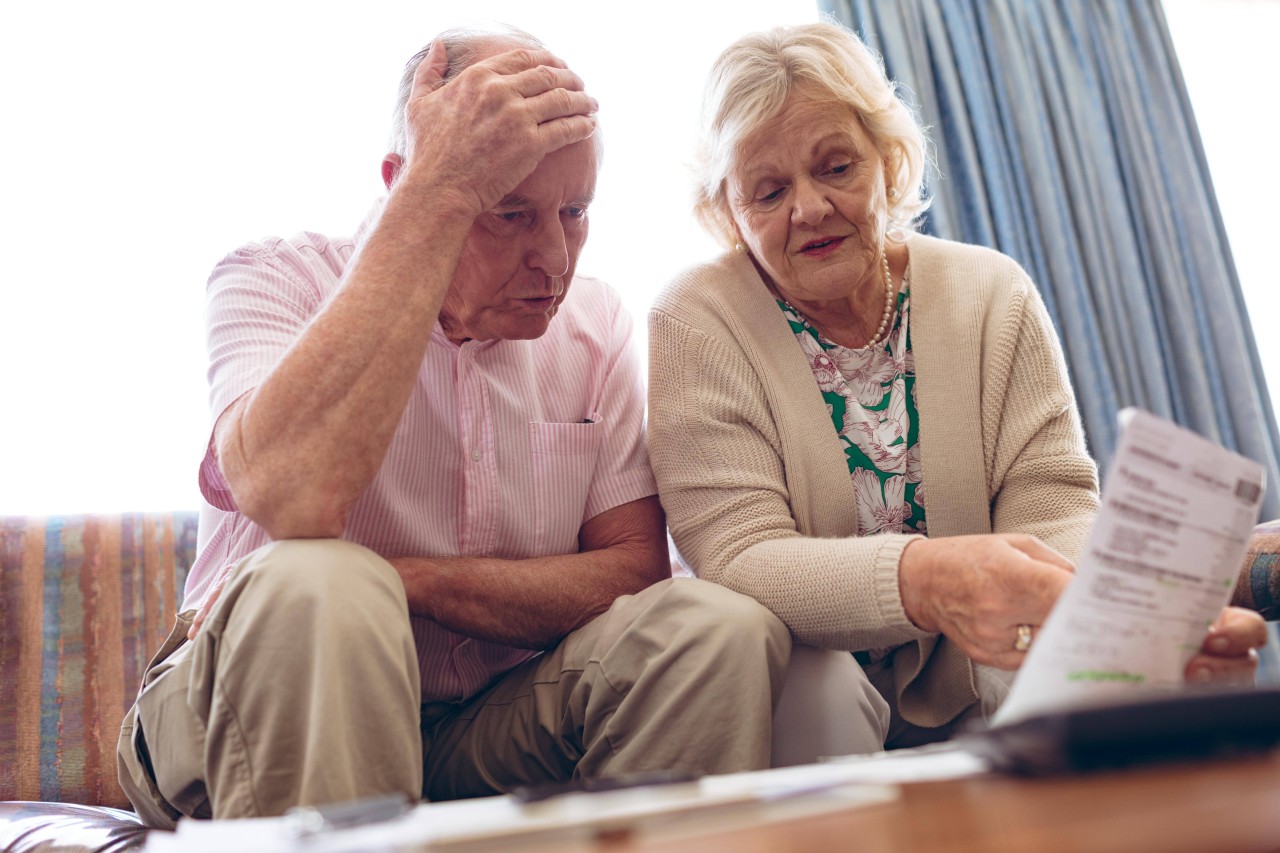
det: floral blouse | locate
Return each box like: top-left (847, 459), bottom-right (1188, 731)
top-left (779, 278), bottom-right (927, 536)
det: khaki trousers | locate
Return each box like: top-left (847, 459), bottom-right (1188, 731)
top-left (117, 540), bottom-right (791, 828)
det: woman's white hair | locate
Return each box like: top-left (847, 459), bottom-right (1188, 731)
top-left (693, 20), bottom-right (931, 247)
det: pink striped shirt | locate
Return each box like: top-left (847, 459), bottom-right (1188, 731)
top-left (187, 204), bottom-right (658, 703)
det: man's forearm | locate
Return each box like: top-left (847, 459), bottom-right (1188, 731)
top-left (391, 497), bottom-right (671, 648)
top-left (218, 181), bottom-right (476, 539)
top-left (391, 549), bottom-right (668, 649)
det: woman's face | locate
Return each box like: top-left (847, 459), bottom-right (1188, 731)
top-left (725, 90), bottom-right (890, 305)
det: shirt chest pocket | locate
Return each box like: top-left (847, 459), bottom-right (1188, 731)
top-left (529, 417), bottom-right (603, 556)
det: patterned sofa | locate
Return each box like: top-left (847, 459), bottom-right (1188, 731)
top-left (0, 513), bottom-right (198, 852)
top-left (1, 512), bottom-right (1278, 853)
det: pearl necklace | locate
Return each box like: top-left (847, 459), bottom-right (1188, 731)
top-left (782, 249), bottom-right (896, 352)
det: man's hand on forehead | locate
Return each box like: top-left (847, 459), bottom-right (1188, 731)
top-left (395, 39), bottom-right (598, 219)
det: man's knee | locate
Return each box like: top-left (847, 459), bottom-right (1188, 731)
top-left (666, 579), bottom-right (788, 644)
top-left (237, 538), bottom-right (400, 589)
top-left (222, 539), bottom-right (408, 627)
top-left (624, 579), bottom-right (792, 672)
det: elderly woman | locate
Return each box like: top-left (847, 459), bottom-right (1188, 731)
top-left (648, 21), bottom-right (1266, 751)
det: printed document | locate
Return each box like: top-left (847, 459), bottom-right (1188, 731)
top-left (995, 408), bottom-right (1265, 725)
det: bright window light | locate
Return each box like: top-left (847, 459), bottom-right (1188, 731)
top-left (2, 2), bottom-right (1271, 514)
top-left (1162, 0), bottom-right (1280, 413)
top-left (0, 0), bottom-right (818, 514)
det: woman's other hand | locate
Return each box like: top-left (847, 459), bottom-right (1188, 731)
top-left (1185, 606), bottom-right (1268, 687)
top-left (898, 534), bottom-right (1075, 669)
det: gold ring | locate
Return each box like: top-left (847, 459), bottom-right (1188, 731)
top-left (1014, 624), bottom-right (1033, 652)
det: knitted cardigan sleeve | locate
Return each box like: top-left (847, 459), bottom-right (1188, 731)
top-left (982, 274), bottom-right (1100, 561)
top-left (647, 306), bottom-right (930, 652)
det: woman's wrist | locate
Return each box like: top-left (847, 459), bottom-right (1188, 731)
top-left (898, 538), bottom-right (937, 632)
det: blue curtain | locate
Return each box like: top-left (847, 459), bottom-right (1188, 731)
top-left (821, 0), bottom-right (1280, 518)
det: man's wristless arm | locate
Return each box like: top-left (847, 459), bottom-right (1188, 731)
top-left (217, 176), bottom-right (478, 539)
top-left (390, 496), bottom-right (670, 648)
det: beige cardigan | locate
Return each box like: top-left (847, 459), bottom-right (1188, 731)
top-left (647, 233), bottom-right (1100, 727)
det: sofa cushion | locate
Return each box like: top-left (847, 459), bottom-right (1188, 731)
top-left (1234, 519), bottom-right (1280, 621)
top-left (0, 514), bottom-right (198, 808)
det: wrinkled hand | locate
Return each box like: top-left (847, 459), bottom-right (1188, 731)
top-left (399, 40), bottom-right (598, 218)
top-left (899, 534), bottom-right (1075, 670)
top-left (186, 569), bottom-right (231, 640)
top-left (1184, 606), bottom-right (1267, 687)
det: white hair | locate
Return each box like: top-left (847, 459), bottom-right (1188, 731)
top-left (693, 20), bottom-right (931, 247)
top-left (386, 23), bottom-right (603, 168)
top-left (387, 24), bottom-right (544, 157)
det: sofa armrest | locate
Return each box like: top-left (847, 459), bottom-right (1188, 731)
top-left (0, 801), bottom-right (152, 852)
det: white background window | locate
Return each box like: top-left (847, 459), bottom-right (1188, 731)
top-left (0, 0), bottom-right (817, 512)
top-left (1163, 0), bottom-right (1280, 411)
top-left (1, 0), bottom-right (1273, 513)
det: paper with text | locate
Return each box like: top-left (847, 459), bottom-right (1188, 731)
top-left (994, 408), bottom-right (1264, 725)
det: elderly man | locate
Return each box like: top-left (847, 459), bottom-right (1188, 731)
top-left (116, 26), bottom-right (790, 827)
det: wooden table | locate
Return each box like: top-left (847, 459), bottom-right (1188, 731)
top-left (615, 753), bottom-right (1280, 853)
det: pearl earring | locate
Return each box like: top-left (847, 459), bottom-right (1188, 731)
top-left (887, 186), bottom-right (899, 199)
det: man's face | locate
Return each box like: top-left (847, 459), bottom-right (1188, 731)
top-left (439, 139), bottom-right (597, 344)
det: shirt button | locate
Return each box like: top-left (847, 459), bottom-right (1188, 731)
top-left (471, 449), bottom-right (482, 462)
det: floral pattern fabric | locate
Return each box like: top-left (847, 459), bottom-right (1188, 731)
top-left (780, 281), bottom-right (927, 536)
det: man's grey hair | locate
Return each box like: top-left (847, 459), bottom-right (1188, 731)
top-left (387, 24), bottom-right (545, 157)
